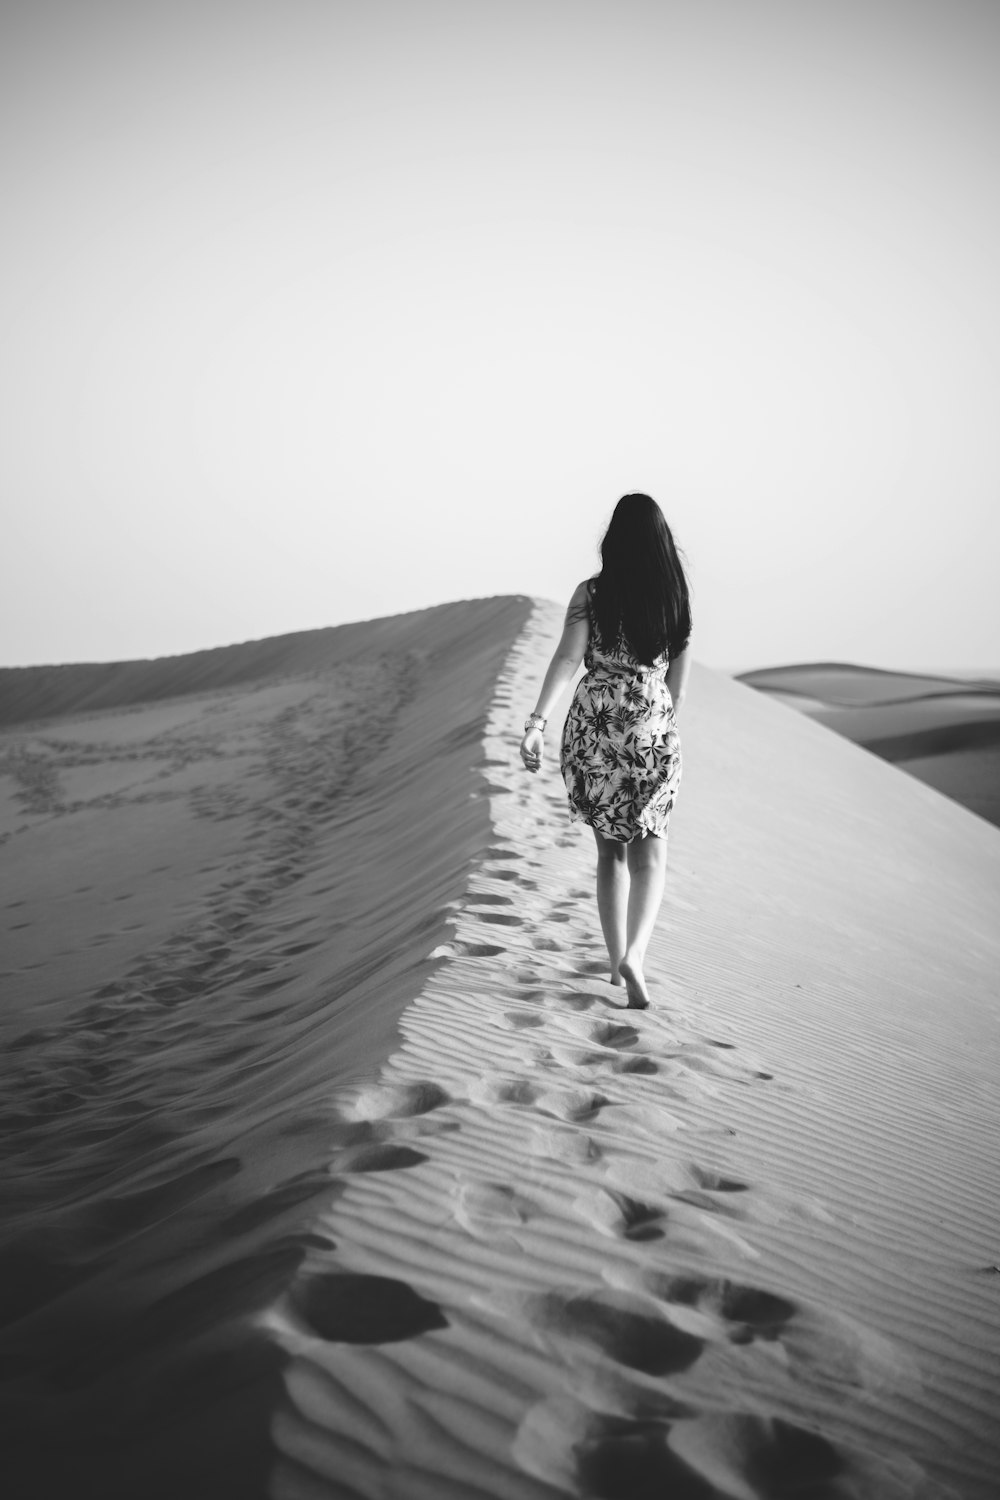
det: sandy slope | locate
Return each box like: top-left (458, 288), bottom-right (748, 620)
top-left (737, 664), bottom-right (1000, 828)
top-left (0, 597), bottom-right (531, 1498)
top-left (266, 606), bottom-right (1000, 1499)
top-left (3, 602), bottom-right (999, 1498)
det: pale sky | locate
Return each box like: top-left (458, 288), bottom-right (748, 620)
top-left (2, 0), bottom-right (998, 672)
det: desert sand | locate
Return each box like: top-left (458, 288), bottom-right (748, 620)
top-left (737, 663), bottom-right (1000, 830)
top-left (2, 599), bottom-right (999, 1499)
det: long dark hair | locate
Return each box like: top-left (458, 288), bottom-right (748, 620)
top-left (589, 494), bottom-right (692, 665)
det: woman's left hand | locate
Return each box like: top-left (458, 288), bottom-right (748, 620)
top-left (520, 728), bottom-right (544, 773)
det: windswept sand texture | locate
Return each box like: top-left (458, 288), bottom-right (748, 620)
top-left (0, 598), bottom-right (532, 1497)
top-left (266, 606), bottom-right (1000, 1500)
top-left (737, 664), bottom-right (1000, 829)
top-left (2, 602), bottom-right (999, 1499)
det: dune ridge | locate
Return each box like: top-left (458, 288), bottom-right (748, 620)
top-left (738, 662), bottom-right (1000, 828)
top-left (736, 662), bottom-right (1000, 707)
top-left (0, 603), bottom-right (519, 729)
top-left (3, 602), bottom-right (998, 1497)
top-left (0, 596), bottom-right (532, 1497)
top-left (266, 607), bottom-right (1000, 1499)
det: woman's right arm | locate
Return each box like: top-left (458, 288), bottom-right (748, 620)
top-left (519, 582), bottom-right (590, 773)
top-left (666, 646), bottom-right (691, 714)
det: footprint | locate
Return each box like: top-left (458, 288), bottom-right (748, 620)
top-left (529, 1126), bottom-right (602, 1165)
top-left (574, 959), bottom-right (611, 977)
top-left (451, 940), bottom-right (506, 958)
top-left (557, 991), bottom-right (602, 1012)
top-left (551, 1409), bottom-right (856, 1500)
top-left (289, 1272), bottom-right (448, 1344)
top-left (502, 1010), bottom-right (546, 1030)
top-left (455, 1182), bottom-right (536, 1239)
top-left (584, 1020), bottom-right (640, 1051)
top-left (522, 1289), bottom-right (705, 1375)
top-left (689, 1167), bottom-right (748, 1194)
top-left (576, 1418), bottom-right (707, 1500)
top-left (347, 1081), bottom-right (450, 1121)
top-left (604, 1154), bottom-right (749, 1211)
top-left (340, 1144), bottom-right (429, 1173)
top-left (547, 1043), bottom-right (612, 1068)
top-left (668, 1413), bottom-right (844, 1496)
top-left (514, 1395), bottom-right (693, 1495)
top-left (613, 1056), bottom-right (658, 1076)
top-left (466, 893), bottom-right (514, 906)
top-left (532, 936), bottom-right (566, 952)
top-left (573, 1187), bottom-right (666, 1242)
top-left (535, 1087), bottom-right (609, 1123)
top-left (476, 912), bottom-right (524, 927)
top-left (639, 1272), bottom-right (797, 1345)
top-left (468, 1076), bottom-right (539, 1106)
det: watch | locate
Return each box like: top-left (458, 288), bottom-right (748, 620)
top-left (524, 714), bottom-right (547, 732)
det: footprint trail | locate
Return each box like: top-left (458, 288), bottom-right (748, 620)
top-left (265, 601), bottom-right (943, 1500)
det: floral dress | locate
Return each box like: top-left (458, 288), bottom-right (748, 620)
top-left (560, 584), bottom-right (682, 843)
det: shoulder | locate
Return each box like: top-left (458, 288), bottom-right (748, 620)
top-left (564, 579), bottom-right (593, 627)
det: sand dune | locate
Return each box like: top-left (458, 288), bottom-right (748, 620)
top-left (0, 597), bottom-right (531, 1496)
top-left (263, 610), bottom-right (1000, 1500)
top-left (2, 603), bottom-right (999, 1498)
top-left (735, 662), bottom-right (1000, 707)
top-left (738, 663), bottom-right (1000, 828)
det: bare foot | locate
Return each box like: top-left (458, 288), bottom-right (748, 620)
top-left (618, 957), bottom-right (650, 1009)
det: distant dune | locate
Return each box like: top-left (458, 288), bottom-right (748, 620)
top-left (737, 662), bottom-right (1000, 828)
top-left (2, 609), bottom-right (999, 1498)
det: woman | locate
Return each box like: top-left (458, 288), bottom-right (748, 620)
top-left (519, 494), bottom-right (692, 1009)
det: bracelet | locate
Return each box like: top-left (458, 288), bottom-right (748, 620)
top-left (524, 713), bottom-right (547, 732)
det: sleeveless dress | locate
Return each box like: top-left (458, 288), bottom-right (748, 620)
top-left (559, 583), bottom-right (682, 843)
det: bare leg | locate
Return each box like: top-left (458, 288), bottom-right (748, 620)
top-left (619, 834), bottom-right (667, 1008)
top-left (592, 828), bottom-right (628, 985)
